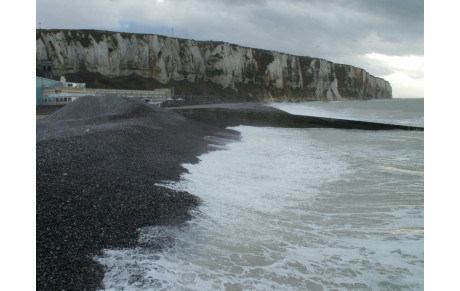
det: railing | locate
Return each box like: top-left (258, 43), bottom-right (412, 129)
top-left (175, 94), bottom-right (224, 103)
top-left (41, 87), bottom-right (171, 104)
top-left (163, 94), bottom-right (239, 107)
top-left (42, 87), bottom-right (97, 95)
top-left (94, 89), bottom-right (169, 97)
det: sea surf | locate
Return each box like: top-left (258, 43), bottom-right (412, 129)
top-left (96, 98), bottom-right (424, 290)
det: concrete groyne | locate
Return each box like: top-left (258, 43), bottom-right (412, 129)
top-left (171, 104), bottom-right (424, 131)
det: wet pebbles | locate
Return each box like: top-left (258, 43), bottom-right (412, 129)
top-left (36, 96), bottom-right (236, 290)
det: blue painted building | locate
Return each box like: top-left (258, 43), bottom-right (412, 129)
top-left (36, 77), bottom-right (62, 105)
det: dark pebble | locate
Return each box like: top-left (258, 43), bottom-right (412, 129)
top-left (36, 96), bottom-right (239, 290)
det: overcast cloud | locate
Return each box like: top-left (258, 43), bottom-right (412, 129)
top-left (36, 0), bottom-right (424, 97)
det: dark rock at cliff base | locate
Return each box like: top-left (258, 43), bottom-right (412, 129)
top-left (36, 96), bottom-right (238, 291)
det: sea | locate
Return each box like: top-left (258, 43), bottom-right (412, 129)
top-left (96, 98), bottom-right (424, 290)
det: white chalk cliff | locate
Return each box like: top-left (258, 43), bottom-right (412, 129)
top-left (36, 30), bottom-right (392, 101)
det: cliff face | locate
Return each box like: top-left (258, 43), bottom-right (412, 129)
top-left (36, 30), bottom-right (392, 101)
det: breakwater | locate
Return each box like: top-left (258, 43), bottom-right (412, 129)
top-left (171, 104), bottom-right (424, 131)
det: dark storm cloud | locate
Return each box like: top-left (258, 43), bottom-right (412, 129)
top-left (253, 0), bottom-right (424, 56)
top-left (36, 0), bottom-right (424, 96)
top-left (346, 0), bottom-right (424, 23)
top-left (36, 0), bottom-right (423, 57)
top-left (158, 0), bottom-right (424, 62)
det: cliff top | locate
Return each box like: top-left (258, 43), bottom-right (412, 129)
top-left (37, 29), bottom-right (379, 77)
top-left (36, 28), bottom-right (311, 58)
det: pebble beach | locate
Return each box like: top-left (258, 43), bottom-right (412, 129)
top-left (36, 96), bottom-right (237, 290)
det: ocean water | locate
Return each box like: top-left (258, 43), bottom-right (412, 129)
top-left (271, 98), bottom-right (424, 127)
top-left (96, 98), bottom-right (424, 290)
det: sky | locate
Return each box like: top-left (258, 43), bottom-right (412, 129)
top-left (35, 0), bottom-right (424, 98)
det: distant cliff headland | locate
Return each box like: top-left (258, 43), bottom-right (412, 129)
top-left (36, 29), bottom-right (392, 101)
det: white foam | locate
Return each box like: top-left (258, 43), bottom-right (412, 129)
top-left (96, 121), bottom-right (424, 290)
top-left (168, 127), bottom-right (351, 213)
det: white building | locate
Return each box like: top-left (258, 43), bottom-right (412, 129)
top-left (59, 76), bottom-right (86, 89)
top-left (40, 76), bottom-right (172, 106)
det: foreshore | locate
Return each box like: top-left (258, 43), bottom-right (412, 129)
top-left (36, 97), bottom-right (423, 290)
top-left (36, 96), bottom-right (238, 290)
